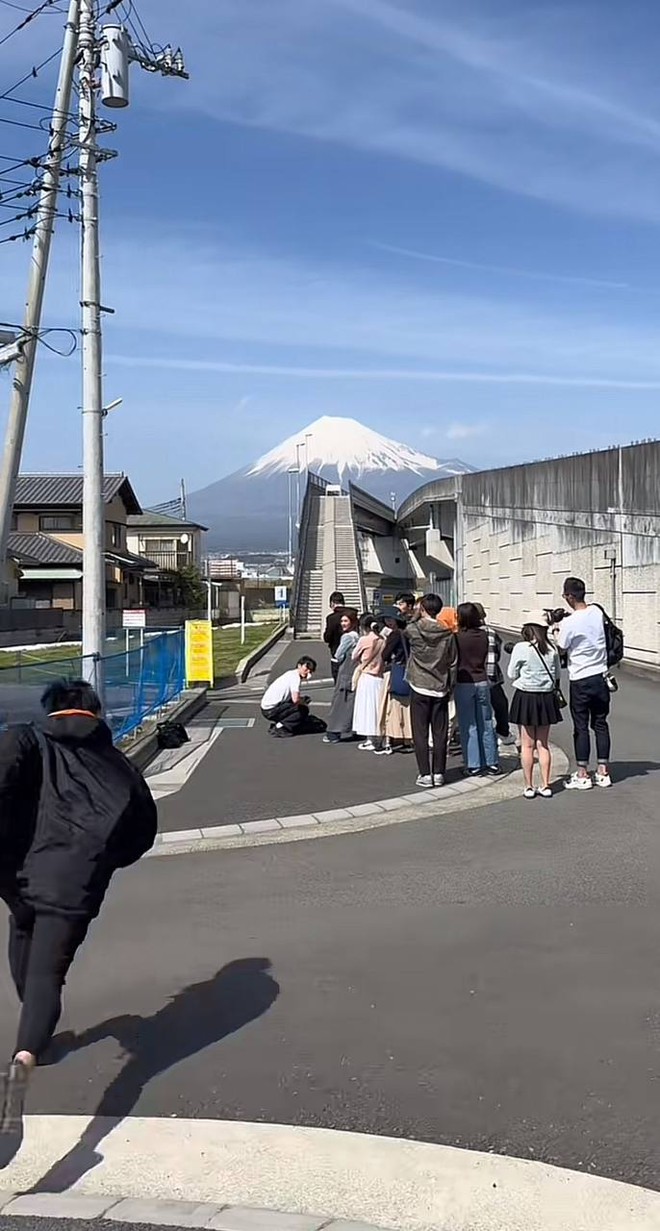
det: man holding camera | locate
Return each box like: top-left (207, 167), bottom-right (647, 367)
top-left (555, 577), bottom-right (612, 790)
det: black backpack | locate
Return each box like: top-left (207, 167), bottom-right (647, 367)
top-left (594, 605), bottom-right (624, 667)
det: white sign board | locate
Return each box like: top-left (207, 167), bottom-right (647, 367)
top-left (122, 608), bottom-right (147, 629)
top-left (274, 585), bottom-right (289, 605)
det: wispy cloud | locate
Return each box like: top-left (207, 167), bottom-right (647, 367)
top-left (371, 241), bottom-right (632, 292)
top-left (446, 421), bottom-right (489, 439)
top-left (107, 353), bottom-right (660, 391)
top-left (153, 0), bottom-right (660, 220)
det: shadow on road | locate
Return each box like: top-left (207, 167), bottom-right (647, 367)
top-left (611, 760), bottom-right (660, 782)
top-left (30, 956), bottom-right (279, 1193)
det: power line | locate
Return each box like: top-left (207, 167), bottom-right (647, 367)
top-left (0, 49), bottom-right (76, 117)
top-left (0, 225), bottom-right (35, 243)
top-left (0, 0), bottom-right (65, 49)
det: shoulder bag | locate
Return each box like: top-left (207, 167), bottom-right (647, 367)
top-left (390, 634), bottom-right (411, 700)
top-left (531, 643), bottom-right (567, 708)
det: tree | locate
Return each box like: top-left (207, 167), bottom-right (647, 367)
top-left (164, 564), bottom-right (206, 608)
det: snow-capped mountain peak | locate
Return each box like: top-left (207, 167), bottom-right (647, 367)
top-left (247, 416), bottom-right (442, 478)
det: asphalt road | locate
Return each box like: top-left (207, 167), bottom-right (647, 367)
top-left (0, 655), bottom-right (656, 1202)
top-left (155, 641), bottom-right (473, 832)
top-left (0, 660), bottom-right (656, 1194)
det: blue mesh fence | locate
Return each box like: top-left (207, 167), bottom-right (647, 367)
top-left (0, 630), bottom-right (185, 741)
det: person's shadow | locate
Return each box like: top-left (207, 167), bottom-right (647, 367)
top-left (30, 956), bottom-right (279, 1193)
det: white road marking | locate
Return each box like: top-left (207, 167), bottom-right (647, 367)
top-left (0, 1117), bottom-right (657, 1231)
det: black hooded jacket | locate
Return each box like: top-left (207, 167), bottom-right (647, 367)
top-left (0, 714), bottom-right (157, 919)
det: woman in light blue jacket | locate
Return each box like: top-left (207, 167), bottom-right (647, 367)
top-left (508, 614), bottom-right (562, 799)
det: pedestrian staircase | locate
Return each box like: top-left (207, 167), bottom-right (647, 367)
top-left (293, 477), bottom-right (366, 635)
top-left (331, 496), bottom-right (365, 612)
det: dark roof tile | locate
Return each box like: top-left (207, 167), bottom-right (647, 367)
top-left (15, 473), bottom-right (141, 513)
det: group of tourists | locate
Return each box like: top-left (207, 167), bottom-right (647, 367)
top-left (262, 576), bottom-right (617, 796)
top-left (320, 590), bottom-right (511, 789)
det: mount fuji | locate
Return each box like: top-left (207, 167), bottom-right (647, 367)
top-left (187, 416), bottom-right (474, 551)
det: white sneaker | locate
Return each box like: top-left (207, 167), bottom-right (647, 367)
top-left (357, 740), bottom-right (375, 751)
top-left (433, 774), bottom-right (445, 788)
top-left (415, 774), bottom-right (433, 789)
top-left (373, 745), bottom-right (393, 756)
top-left (523, 786), bottom-right (536, 800)
top-left (564, 773), bottom-right (593, 790)
top-left (595, 772), bottom-right (612, 788)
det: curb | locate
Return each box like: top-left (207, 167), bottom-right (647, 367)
top-left (149, 745), bottom-right (569, 857)
top-left (124, 688), bottom-right (208, 773)
top-left (237, 624), bottom-right (289, 683)
top-left (0, 1192), bottom-right (391, 1231)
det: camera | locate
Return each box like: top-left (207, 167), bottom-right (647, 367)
top-left (546, 607), bottom-right (569, 625)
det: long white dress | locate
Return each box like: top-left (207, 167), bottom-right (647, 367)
top-left (352, 633), bottom-right (384, 737)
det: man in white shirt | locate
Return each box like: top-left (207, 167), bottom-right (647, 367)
top-left (261, 656), bottom-right (317, 738)
top-left (556, 576), bottom-right (611, 789)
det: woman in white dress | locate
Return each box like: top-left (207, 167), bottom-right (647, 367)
top-left (351, 615), bottom-right (385, 751)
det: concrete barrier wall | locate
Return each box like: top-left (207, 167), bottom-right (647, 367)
top-left (460, 442), bottom-right (660, 666)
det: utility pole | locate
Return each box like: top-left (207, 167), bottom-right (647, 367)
top-left (79, 0), bottom-right (105, 685)
top-left (0, 0), bottom-right (81, 601)
top-left (77, 3), bottom-right (187, 687)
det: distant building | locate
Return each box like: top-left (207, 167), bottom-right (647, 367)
top-left (126, 510), bottom-right (207, 573)
top-left (208, 555), bottom-right (243, 580)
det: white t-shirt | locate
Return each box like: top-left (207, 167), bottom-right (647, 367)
top-left (261, 669), bottom-right (301, 710)
top-left (556, 606), bottom-right (607, 681)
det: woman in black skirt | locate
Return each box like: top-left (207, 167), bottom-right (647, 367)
top-left (507, 613), bottom-right (562, 798)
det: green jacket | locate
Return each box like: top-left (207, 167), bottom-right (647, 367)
top-left (405, 619), bottom-right (457, 695)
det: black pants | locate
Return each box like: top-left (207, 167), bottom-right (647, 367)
top-left (569, 675), bottom-right (611, 765)
top-left (330, 660), bottom-right (339, 684)
top-left (262, 700), bottom-right (308, 735)
top-left (410, 692), bottom-right (449, 778)
top-left (5, 895), bottom-right (89, 1057)
top-left (490, 683), bottom-right (510, 738)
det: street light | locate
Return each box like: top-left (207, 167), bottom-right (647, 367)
top-left (101, 396), bottom-right (123, 417)
top-left (287, 465), bottom-right (298, 569)
top-left (295, 443), bottom-right (304, 524)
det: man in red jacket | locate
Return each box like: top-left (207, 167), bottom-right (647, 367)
top-left (0, 678), bottom-right (157, 1135)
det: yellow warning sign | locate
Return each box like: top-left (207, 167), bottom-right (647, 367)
top-left (185, 619), bottom-right (214, 685)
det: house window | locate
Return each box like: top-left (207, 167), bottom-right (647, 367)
top-left (39, 514), bottom-right (82, 531)
top-left (145, 538), bottom-right (175, 553)
top-left (110, 523), bottom-right (123, 548)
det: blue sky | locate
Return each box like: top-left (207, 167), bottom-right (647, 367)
top-left (3, 0), bottom-right (660, 503)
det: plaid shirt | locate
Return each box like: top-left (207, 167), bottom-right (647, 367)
top-left (485, 624), bottom-right (503, 685)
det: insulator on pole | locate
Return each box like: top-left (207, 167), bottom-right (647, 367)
top-left (101, 25), bottom-right (130, 109)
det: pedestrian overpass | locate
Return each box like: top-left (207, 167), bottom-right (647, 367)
top-left (291, 471), bottom-right (453, 634)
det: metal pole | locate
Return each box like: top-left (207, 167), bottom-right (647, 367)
top-left (240, 594), bottom-right (246, 645)
top-left (79, 0), bottom-right (106, 686)
top-left (295, 445), bottom-right (303, 526)
top-left (287, 469), bottom-right (293, 568)
top-left (0, 0), bottom-right (81, 597)
top-left (206, 558), bottom-right (212, 623)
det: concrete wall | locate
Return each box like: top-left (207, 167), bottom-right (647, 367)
top-left (397, 442), bottom-right (660, 666)
top-left (460, 443), bottom-right (660, 665)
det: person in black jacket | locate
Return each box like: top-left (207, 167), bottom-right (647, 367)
top-left (323, 591), bottom-right (345, 682)
top-left (0, 678), bottom-right (157, 1134)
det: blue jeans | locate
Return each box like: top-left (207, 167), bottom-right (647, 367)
top-left (454, 682), bottom-right (499, 770)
